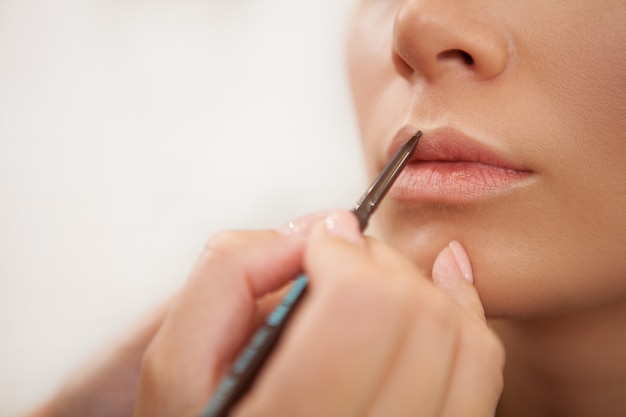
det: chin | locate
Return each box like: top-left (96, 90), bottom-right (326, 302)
top-left (373, 203), bottom-right (626, 321)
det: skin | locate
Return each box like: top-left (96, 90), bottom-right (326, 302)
top-left (26, 211), bottom-right (504, 417)
top-left (348, 0), bottom-right (626, 317)
top-left (24, 301), bottom-right (170, 417)
top-left (347, 0), bottom-right (626, 415)
top-left (24, 0), bottom-right (626, 416)
top-left (131, 213), bottom-right (504, 417)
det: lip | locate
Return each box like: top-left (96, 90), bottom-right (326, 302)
top-left (386, 126), bottom-right (533, 203)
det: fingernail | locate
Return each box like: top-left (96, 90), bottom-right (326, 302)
top-left (432, 247), bottom-right (456, 287)
top-left (278, 210), bottom-right (335, 236)
top-left (279, 210), bottom-right (363, 245)
top-left (322, 210), bottom-right (363, 244)
top-left (310, 210), bottom-right (363, 245)
top-left (448, 241), bottom-right (473, 284)
top-left (432, 242), bottom-right (474, 286)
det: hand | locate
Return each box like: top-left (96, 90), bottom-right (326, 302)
top-left (25, 299), bottom-right (171, 417)
top-left (134, 210), bottom-right (505, 417)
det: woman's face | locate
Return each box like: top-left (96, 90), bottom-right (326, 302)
top-left (347, 0), bottom-right (626, 318)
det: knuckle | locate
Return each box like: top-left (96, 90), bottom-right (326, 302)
top-left (482, 333), bottom-right (506, 394)
top-left (138, 342), bottom-right (171, 395)
top-left (203, 230), bottom-right (246, 255)
top-left (485, 331), bottom-right (507, 370)
top-left (462, 325), bottom-right (507, 372)
top-left (137, 341), bottom-right (201, 416)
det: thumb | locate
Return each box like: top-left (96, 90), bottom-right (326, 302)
top-left (432, 241), bottom-right (486, 322)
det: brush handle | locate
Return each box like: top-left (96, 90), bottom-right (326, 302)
top-left (201, 131), bottom-right (421, 417)
top-left (201, 274), bottom-right (309, 417)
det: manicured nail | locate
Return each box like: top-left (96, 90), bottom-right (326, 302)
top-left (322, 210), bottom-right (363, 244)
top-left (308, 210), bottom-right (363, 245)
top-left (432, 242), bottom-right (484, 321)
top-left (278, 210), bottom-right (335, 236)
top-left (448, 241), bottom-right (473, 284)
top-left (279, 210), bottom-right (363, 245)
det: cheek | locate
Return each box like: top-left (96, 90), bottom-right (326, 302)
top-left (347, 4), bottom-right (404, 167)
top-left (502, 0), bottom-right (626, 173)
top-left (518, 4), bottom-right (626, 271)
top-left (348, 1), bottom-right (626, 318)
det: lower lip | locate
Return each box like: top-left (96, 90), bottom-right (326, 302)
top-left (391, 161), bottom-right (532, 203)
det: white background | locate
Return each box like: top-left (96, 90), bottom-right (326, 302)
top-left (0, 0), bottom-right (362, 414)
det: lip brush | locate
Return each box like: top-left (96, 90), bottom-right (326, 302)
top-left (201, 131), bottom-right (422, 417)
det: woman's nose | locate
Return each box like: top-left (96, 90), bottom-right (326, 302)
top-left (392, 0), bottom-right (511, 82)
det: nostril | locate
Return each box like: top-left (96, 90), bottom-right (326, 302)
top-left (459, 50), bottom-right (474, 66)
top-left (437, 49), bottom-right (475, 66)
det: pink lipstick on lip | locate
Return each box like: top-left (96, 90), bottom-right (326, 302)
top-left (386, 127), bottom-right (532, 203)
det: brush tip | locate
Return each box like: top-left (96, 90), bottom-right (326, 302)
top-left (407, 130), bottom-right (422, 148)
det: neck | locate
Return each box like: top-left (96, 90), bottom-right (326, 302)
top-left (493, 300), bottom-right (626, 417)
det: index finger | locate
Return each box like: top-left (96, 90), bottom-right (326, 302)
top-left (134, 230), bottom-right (305, 417)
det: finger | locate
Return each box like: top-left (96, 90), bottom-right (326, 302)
top-left (135, 230), bottom-right (305, 417)
top-left (438, 324), bottom-right (505, 417)
top-left (235, 214), bottom-right (410, 416)
top-left (278, 209), bottom-right (342, 236)
top-left (44, 298), bottom-right (173, 417)
top-left (367, 292), bottom-right (460, 417)
top-left (432, 241), bottom-right (486, 323)
top-left (254, 284), bottom-right (292, 327)
top-left (115, 297), bottom-right (174, 356)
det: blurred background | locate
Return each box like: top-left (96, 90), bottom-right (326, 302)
top-left (0, 0), bottom-right (362, 414)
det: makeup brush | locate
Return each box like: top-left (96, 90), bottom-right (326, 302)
top-left (202, 131), bottom-right (422, 417)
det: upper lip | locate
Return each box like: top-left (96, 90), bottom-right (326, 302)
top-left (387, 126), bottom-right (530, 171)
